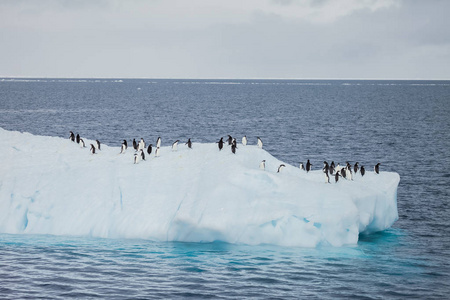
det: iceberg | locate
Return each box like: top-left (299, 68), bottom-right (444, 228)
top-left (0, 128), bottom-right (399, 247)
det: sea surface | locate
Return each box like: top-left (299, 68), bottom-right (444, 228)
top-left (1, 78), bottom-right (449, 299)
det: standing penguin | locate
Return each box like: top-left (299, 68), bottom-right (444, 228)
top-left (257, 137), bottom-right (263, 149)
top-left (186, 138), bottom-right (192, 149)
top-left (231, 143), bottom-right (237, 154)
top-left (140, 149), bottom-right (145, 161)
top-left (242, 136), bottom-right (247, 146)
top-left (360, 165), bottom-right (366, 177)
top-left (325, 171), bottom-right (330, 183)
top-left (80, 138), bottom-right (85, 148)
top-left (155, 147), bottom-right (160, 157)
top-left (374, 163), bottom-right (381, 174)
top-left (335, 171), bottom-right (341, 183)
top-left (306, 159), bottom-right (312, 172)
top-left (156, 137), bottom-right (161, 148)
top-left (120, 140), bottom-right (127, 154)
top-left (69, 131), bottom-right (75, 142)
top-left (133, 153), bottom-right (140, 164)
top-left (138, 138), bottom-right (145, 151)
top-left (76, 134), bottom-right (80, 144)
top-left (132, 139), bottom-right (138, 151)
top-left (172, 140), bottom-right (179, 151)
top-left (354, 162), bottom-right (359, 174)
top-left (260, 160), bottom-right (266, 170)
top-left (322, 161), bottom-right (329, 174)
top-left (277, 164), bottom-right (286, 173)
top-left (217, 137), bottom-right (224, 151)
top-left (147, 144), bottom-right (153, 155)
top-left (329, 163), bottom-right (335, 175)
top-left (96, 139), bottom-right (101, 151)
top-left (300, 163), bottom-right (305, 171)
top-left (227, 135), bottom-right (233, 145)
top-left (90, 144), bottom-right (96, 154)
top-left (345, 166), bottom-right (353, 181)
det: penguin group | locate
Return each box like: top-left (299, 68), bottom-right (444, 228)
top-left (68, 131), bottom-right (382, 180)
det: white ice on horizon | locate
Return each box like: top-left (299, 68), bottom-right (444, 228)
top-left (0, 128), bottom-right (400, 247)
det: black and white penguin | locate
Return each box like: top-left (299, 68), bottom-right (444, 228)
top-left (227, 135), bottom-right (233, 145)
top-left (147, 144), bottom-right (152, 155)
top-left (140, 149), bottom-right (145, 161)
top-left (306, 159), bottom-right (312, 173)
top-left (300, 163), bottom-right (305, 171)
top-left (341, 168), bottom-right (346, 179)
top-left (69, 131), bottom-right (75, 142)
top-left (156, 137), bottom-right (161, 148)
top-left (133, 139), bottom-right (138, 151)
top-left (133, 153), bottom-right (140, 164)
top-left (76, 134), bottom-right (80, 144)
top-left (155, 147), bottom-right (160, 157)
top-left (257, 137), bottom-right (263, 149)
top-left (120, 140), bottom-right (127, 154)
top-left (335, 163), bottom-right (342, 173)
top-left (186, 138), bottom-right (192, 149)
top-left (329, 163), bottom-right (335, 175)
top-left (322, 161), bottom-right (329, 174)
top-left (335, 171), bottom-right (341, 183)
top-left (345, 166), bottom-right (353, 180)
top-left (232, 138), bottom-right (237, 148)
top-left (231, 143), bottom-right (237, 154)
top-left (90, 144), bottom-right (96, 154)
top-left (218, 137), bottom-right (224, 151)
top-left (354, 162), bottom-right (359, 174)
top-left (360, 165), bottom-right (366, 177)
top-left (138, 138), bottom-right (145, 151)
top-left (374, 163), bottom-right (381, 174)
top-left (277, 164), bottom-right (286, 173)
top-left (96, 139), bottom-right (101, 151)
top-left (242, 136), bottom-right (247, 146)
top-left (80, 138), bottom-right (85, 148)
top-left (260, 160), bottom-right (266, 170)
top-left (330, 161), bottom-right (335, 169)
top-left (172, 140), bottom-right (179, 151)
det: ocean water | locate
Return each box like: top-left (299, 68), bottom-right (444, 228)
top-left (1, 78), bottom-right (449, 298)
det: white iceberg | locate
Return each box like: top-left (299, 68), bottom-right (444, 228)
top-left (0, 128), bottom-right (399, 247)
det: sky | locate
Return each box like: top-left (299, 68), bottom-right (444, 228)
top-left (0, 0), bottom-right (449, 79)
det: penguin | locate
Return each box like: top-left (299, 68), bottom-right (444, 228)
top-left (335, 171), bottom-right (341, 183)
top-left (325, 171), bottom-right (330, 183)
top-left (69, 131), bottom-right (75, 142)
top-left (147, 144), bottom-right (152, 155)
top-left (260, 160), bottom-right (266, 170)
top-left (306, 159), bottom-right (312, 173)
top-left (80, 138), bottom-right (85, 148)
top-left (257, 137), bottom-right (263, 149)
top-left (374, 163), bottom-right (381, 174)
top-left (120, 140), bottom-right (127, 154)
top-left (217, 137), bottom-right (224, 151)
top-left (341, 168), bottom-right (346, 179)
top-left (133, 139), bottom-right (138, 151)
top-left (329, 163), bottom-right (335, 175)
top-left (360, 165), bottom-right (366, 177)
top-left (231, 143), bottom-right (237, 154)
top-left (300, 163), bottom-right (305, 171)
top-left (335, 163), bottom-right (342, 173)
top-left (155, 147), bottom-right (160, 157)
top-left (322, 161), bottom-right (329, 174)
top-left (330, 161), bottom-right (335, 169)
top-left (277, 164), bottom-right (286, 173)
top-left (76, 134), bottom-right (80, 144)
top-left (133, 153), bottom-right (140, 164)
top-left (138, 138), bottom-right (145, 151)
top-left (242, 136), bottom-right (247, 146)
top-left (345, 166), bottom-right (353, 180)
top-left (227, 135), bottom-right (233, 145)
top-left (90, 144), bottom-right (96, 154)
top-left (354, 162), bottom-right (359, 174)
top-left (186, 138), bottom-right (192, 149)
top-left (156, 137), bottom-right (161, 148)
top-left (140, 149), bottom-right (145, 161)
top-left (172, 140), bottom-right (179, 151)
top-left (96, 139), bottom-right (101, 150)
top-left (232, 138), bottom-right (237, 148)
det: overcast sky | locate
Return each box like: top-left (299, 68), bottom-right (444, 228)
top-left (0, 0), bottom-right (449, 79)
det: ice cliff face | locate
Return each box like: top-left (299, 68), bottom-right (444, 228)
top-left (0, 128), bottom-right (399, 247)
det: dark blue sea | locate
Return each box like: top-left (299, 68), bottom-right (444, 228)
top-left (1, 78), bottom-right (449, 299)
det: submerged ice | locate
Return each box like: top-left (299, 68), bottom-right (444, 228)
top-left (0, 128), bottom-right (400, 247)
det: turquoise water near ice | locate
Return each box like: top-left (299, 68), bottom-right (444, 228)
top-left (0, 79), bottom-right (449, 298)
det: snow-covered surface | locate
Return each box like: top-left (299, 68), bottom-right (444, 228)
top-left (0, 128), bottom-right (400, 247)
